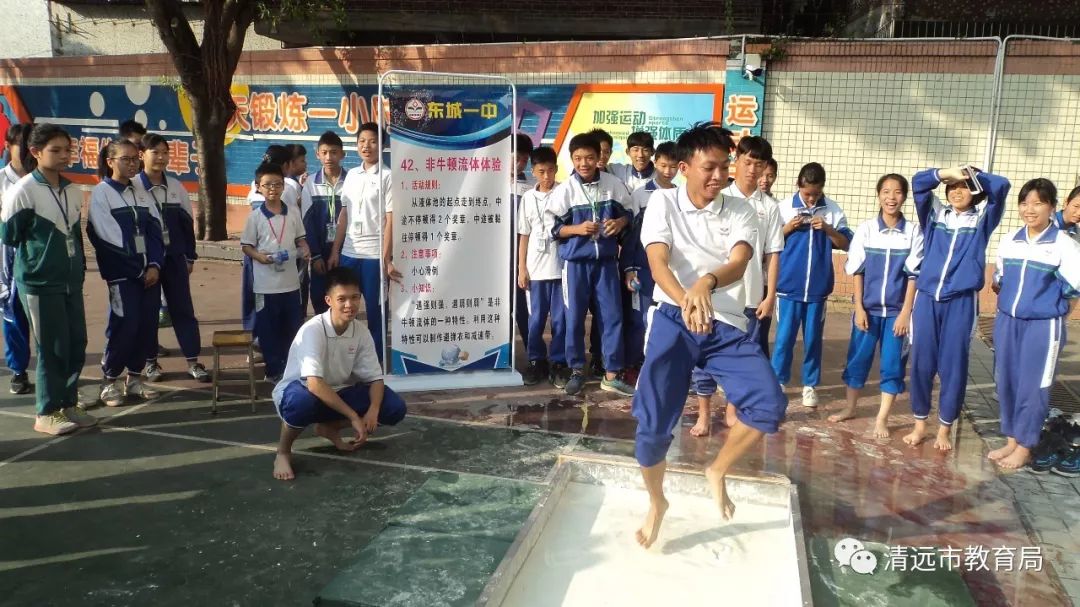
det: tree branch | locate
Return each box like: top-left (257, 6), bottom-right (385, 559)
top-left (225, 1), bottom-right (256, 75)
top-left (145, 0), bottom-right (204, 94)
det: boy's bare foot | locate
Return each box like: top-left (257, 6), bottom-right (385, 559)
top-left (828, 406), bottom-right (857, 423)
top-left (690, 416), bottom-right (710, 437)
top-left (988, 443), bottom-right (1017, 461)
top-left (724, 404), bottom-right (737, 428)
top-left (997, 446), bottom-right (1030, 470)
top-left (934, 425), bottom-right (953, 451)
top-left (315, 423), bottom-right (358, 452)
top-left (872, 414), bottom-right (890, 439)
top-left (273, 453), bottom-right (295, 480)
top-left (902, 420), bottom-right (928, 446)
top-left (705, 467), bottom-right (736, 520)
top-left (635, 497), bottom-right (669, 549)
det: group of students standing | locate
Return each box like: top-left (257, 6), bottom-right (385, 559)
top-left (513, 123), bottom-right (1080, 477)
top-left (0, 120), bottom-right (209, 436)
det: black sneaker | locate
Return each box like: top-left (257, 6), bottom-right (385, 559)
top-left (522, 360), bottom-right (547, 386)
top-left (1052, 447), bottom-right (1080, 477)
top-left (550, 363), bottom-right (571, 389)
top-left (565, 370), bottom-right (586, 396)
top-left (9, 372), bottom-right (30, 395)
top-left (1029, 431), bottom-right (1070, 474)
top-left (588, 359), bottom-right (605, 381)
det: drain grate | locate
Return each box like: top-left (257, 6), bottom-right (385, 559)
top-left (1050, 380), bottom-right (1080, 416)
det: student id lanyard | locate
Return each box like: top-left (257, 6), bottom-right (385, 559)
top-left (324, 174), bottom-right (339, 243)
top-left (534, 191), bottom-right (551, 252)
top-left (267, 214), bottom-right (288, 272)
top-left (576, 180), bottom-right (601, 241)
top-left (48, 186), bottom-right (78, 258)
top-left (120, 187), bottom-right (147, 255)
top-left (146, 180), bottom-right (171, 247)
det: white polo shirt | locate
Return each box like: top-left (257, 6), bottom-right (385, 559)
top-left (341, 162), bottom-right (393, 259)
top-left (640, 187), bottom-right (756, 330)
top-left (517, 185), bottom-right (563, 281)
top-left (272, 311), bottom-right (383, 406)
top-left (722, 182), bottom-right (784, 308)
top-left (240, 204), bottom-right (306, 294)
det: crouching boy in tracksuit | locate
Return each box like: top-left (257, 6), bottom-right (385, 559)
top-left (905, 165), bottom-right (1009, 451)
top-left (632, 123), bottom-right (787, 549)
top-left (548, 133), bottom-right (634, 397)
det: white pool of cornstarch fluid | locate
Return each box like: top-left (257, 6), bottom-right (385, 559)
top-left (501, 482), bottom-right (802, 607)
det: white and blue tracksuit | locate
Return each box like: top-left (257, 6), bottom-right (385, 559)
top-left (135, 172), bottom-right (201, 361)
top-left (771, 193), bottom-right (853, 386)
top-left (0, 164), bottom-right (29, 376)
top-left (88, 178), bottom-right (165, 379)
top-left (993, 225), bottom-right (1080, 448)
top-left (842, 214), bottom-right (923, 394)
top-left (619, 179), bottom-right (664, 369)
top-left (608, 162), bottom-right (655, 194)
top-left (1052, 210), bottom-right (1080, 242)
top-left (548, 171), bottom-right (631, 372)
top-left (909, 169), bottom-right (1009, 425)
top-left (302, 169), bottom-right (346, 315)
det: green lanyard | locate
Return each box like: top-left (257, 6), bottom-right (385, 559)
top-left (576, 179), bottom-right (600, 219)
top-left (323, 171), bottom-right (339, 219)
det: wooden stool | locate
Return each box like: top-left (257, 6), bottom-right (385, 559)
top-left (211, 330), bottom-right (257, 413)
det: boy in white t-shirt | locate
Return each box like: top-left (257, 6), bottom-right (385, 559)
top-left (517, 146), bottom-right (570, 387)
top-left (272, 267), bottom-right (407, 480)
top-left (328, 122), bottom-right (396, 362)
top-left (632, 124), bottom-right (786, 549)
top-left (241, 163), bottom-right (310, 383)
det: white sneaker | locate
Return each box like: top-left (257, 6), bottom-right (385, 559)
top-left (100, 380), bottom-right (124, 407)
top-left (802, 386), bottom-right (819, 408)
top-left (34, 410), bottom-right (78, 435)
top-left (125, 378), bottom-right (159, 400)
top-left (63, 405), bottom-right (98, 428)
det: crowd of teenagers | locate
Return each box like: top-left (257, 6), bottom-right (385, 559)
top-left (2, 118), bottom-right (1080, 493)
top-left (512, 123), bottom-right (1080, 491)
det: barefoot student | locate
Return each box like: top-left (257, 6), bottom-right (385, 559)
top-left (272, 267), bottom-right (407, 480)
top-left (828, 174), bottom-right (922, 437)
top-left (632, 123), bottom-right (787, 548)
top-left (905, 165), bottom-right (1009, 451)
top-left (0, 123), bottom-right (97, 434)
top-left (989, 179), bottom-right (1080, 470)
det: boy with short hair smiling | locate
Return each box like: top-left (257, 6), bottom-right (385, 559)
top-left (302, 131), bottom-right (347, 314)
top-left (608, 131), bottom-right (655, 193)
top-left (548, 134), bottom-right (634, 396)
top-left (329, 122), bottom-right (396, 362)
top-left (242, 163), bottom-right (310, 383)
top-left (272, 267), bottom-right (407, 481)
top-left (632, 123), bottom-right (786, 548)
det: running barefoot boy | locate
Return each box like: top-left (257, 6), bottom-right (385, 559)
top-left (632, 123), bottom-right (787, 549)
top-left (271, 267), bottom-right (407, 480)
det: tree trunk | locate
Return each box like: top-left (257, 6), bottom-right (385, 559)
top-left (193, 113), bottom-right (230, 241)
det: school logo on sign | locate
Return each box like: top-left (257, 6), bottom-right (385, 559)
top-left (404, 98), bottom-right (426, 121)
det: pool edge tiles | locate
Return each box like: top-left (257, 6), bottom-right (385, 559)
top-left (316, 473), bottom-right (546, 607)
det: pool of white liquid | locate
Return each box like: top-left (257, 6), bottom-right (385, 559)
top-left (501, 481), bottom-right (804, 607)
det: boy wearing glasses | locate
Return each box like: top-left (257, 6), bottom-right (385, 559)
top-left (242, 163), bottom-right (311, 383)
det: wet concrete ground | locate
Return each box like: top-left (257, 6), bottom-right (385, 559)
top-left (0, 258), bottom-right (1076, 606)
